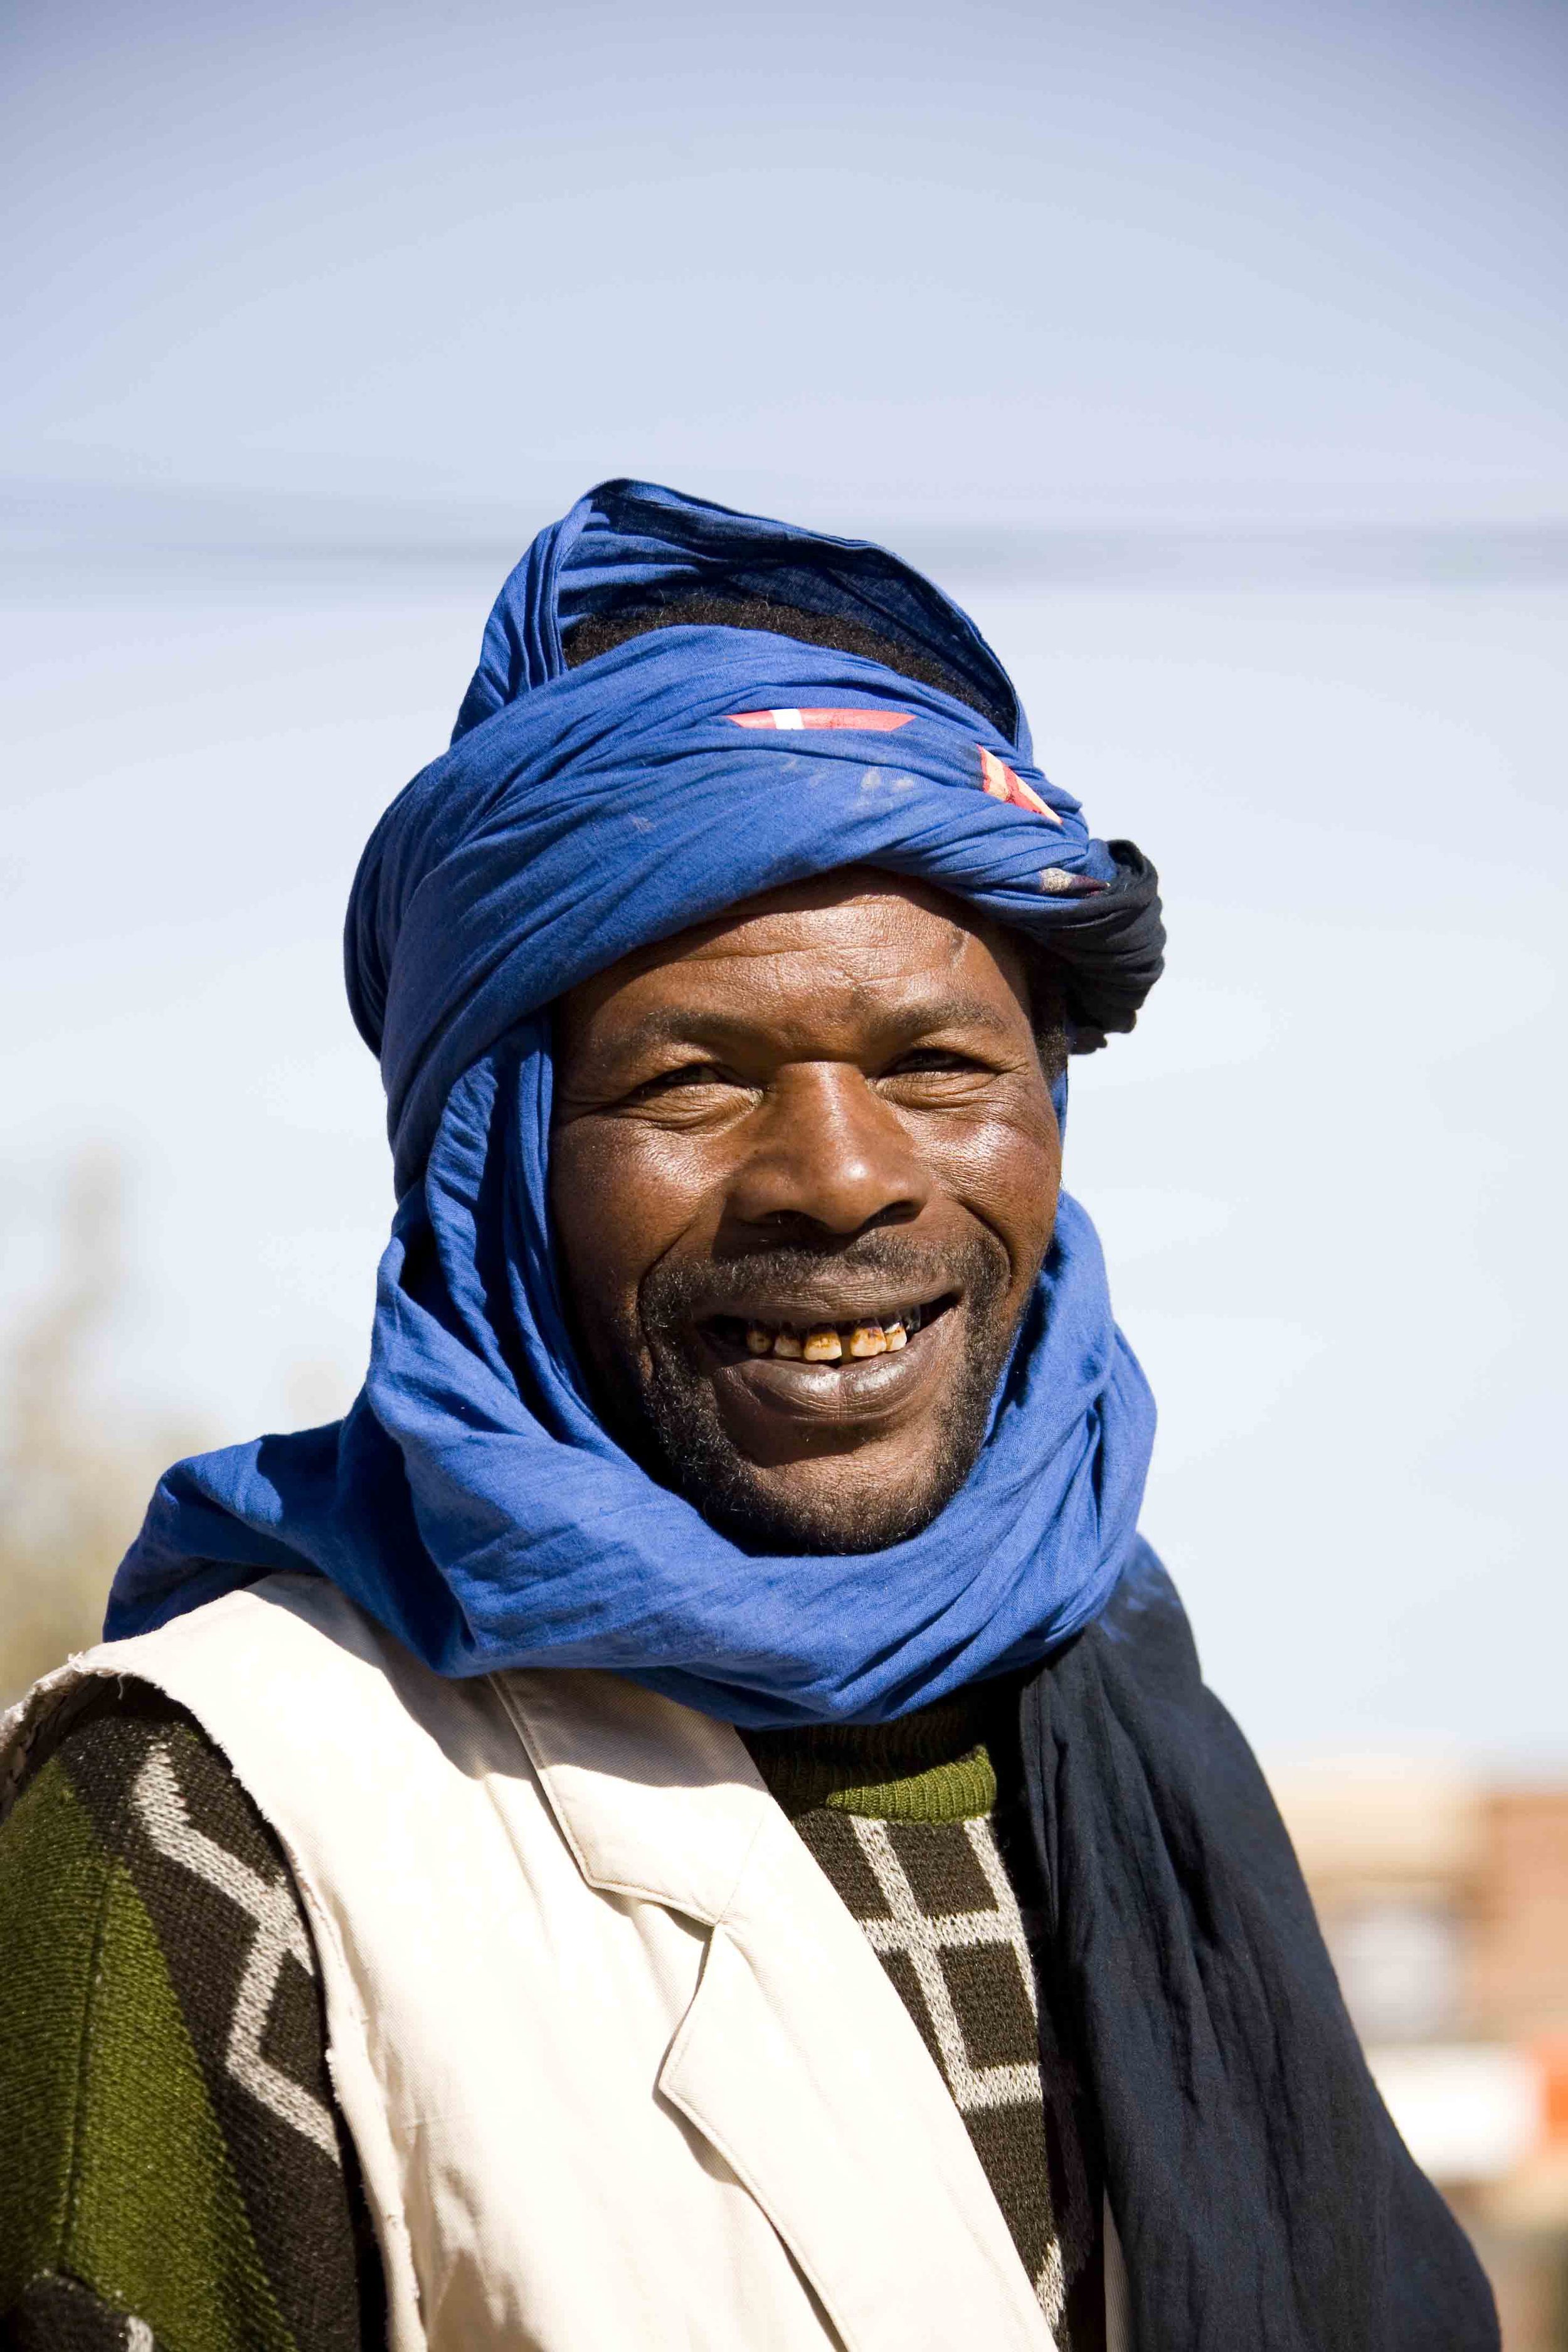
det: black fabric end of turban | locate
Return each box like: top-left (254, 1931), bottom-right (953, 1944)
top-left (1047, 841), bottom-right (1166, 1051)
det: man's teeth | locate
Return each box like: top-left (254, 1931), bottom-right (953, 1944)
top-left (743, 1310), bottom-right (921, 1362)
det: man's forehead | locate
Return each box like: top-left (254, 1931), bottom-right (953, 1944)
top-left (556, 875), bottom-right (1032, 1059)
top-left (600, 871), bottom-right (1022, 988)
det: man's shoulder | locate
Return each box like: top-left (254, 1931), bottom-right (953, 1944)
top-left (13, 1670), bottom-right (227, 1798)
top-left (0, 1675), bottom-right (378, 2348)
top-left (6, 1673), bottom-right (273, 1880)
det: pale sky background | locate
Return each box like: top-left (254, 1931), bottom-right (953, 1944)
top-left (3, 0), bottom-right (1565, 1762)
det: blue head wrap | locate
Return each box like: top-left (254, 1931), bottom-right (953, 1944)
top-left (108, 480), bottom-right (1165, 1725)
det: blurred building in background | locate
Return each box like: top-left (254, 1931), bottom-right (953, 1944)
top-left (1274, 1762), bottom-right (1568, 2348)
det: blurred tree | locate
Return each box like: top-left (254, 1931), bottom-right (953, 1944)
top-left (0, 1150), bottom-right (204, 1705)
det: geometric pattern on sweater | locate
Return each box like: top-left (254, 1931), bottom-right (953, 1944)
top-left (792, 1803), bottom-right (1102, 2351)
top-left (0, 1680), bottom-right (380, 2351)
top-left (854, 1813), bottom-right (1047, 2111)
top-left (129, 1742), bottom-right (339, 2163)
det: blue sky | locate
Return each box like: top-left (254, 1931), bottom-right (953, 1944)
top-left (8, 0), bottom-right (1565, 523)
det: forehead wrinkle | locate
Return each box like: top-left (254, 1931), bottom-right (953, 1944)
top-left (564, 891), bottom-right (1030, 1064)
top-left (606, 977), bottom-right (1024, 1062)
top-left (667, 884), bottom-right (978, 968)
top-left (670, 908), bottom-right (980, 1000)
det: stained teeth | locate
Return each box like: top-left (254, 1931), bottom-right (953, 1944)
top-left (736, 1311), bottom-right (925, 1360)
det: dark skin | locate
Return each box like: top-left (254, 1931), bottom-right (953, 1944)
top-left (550, 869), bottom-right (1062, 1553)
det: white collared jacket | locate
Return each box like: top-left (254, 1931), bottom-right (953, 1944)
top-left (6, 1574), bottom-right (1130, 2352)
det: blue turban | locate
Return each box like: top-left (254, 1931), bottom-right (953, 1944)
top-left (108, 480), bottom-right (1165, 1725)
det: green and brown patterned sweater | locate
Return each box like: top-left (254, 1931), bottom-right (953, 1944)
top-left (0, 1678), bottom-right (1101, 2351)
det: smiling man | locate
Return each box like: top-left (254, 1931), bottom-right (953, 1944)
top-left (549, 871), bottom-right (1061, 1555)
top-left (0, 484), bottom-right (1496, 2352)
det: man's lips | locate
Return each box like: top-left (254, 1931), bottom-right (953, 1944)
top-left (694, 1295), bottom-right (961, 1423)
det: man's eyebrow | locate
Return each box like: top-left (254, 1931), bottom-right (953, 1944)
top-left (609, 991), bottom-right (1024, 1057)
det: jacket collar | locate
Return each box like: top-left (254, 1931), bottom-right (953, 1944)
top-left (495, 1665), bottom-right (1057, 2352)
top-left (494, 1666), bottom-right (770, 1924)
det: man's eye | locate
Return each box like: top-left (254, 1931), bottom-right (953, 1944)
top-left (884, 1049), bottom-right (983, 1077)
top-left (634, 1062), bottom-right (737, 1098)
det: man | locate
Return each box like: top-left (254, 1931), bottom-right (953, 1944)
top-left (0, 482), bottom-right (1496, 2351)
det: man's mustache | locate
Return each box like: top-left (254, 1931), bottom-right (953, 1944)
top-left (638, 1231), bottom-right (1009, 1335)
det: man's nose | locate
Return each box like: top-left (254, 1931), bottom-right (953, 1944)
top-left (726, 1064), bottom-right (931, 1237)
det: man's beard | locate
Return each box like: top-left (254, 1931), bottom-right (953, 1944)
top-left (612, 1229), bottom-right (1024, 1554)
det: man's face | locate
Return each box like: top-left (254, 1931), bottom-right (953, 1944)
top-left (549, 871), bottom-right (1061, 1552)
